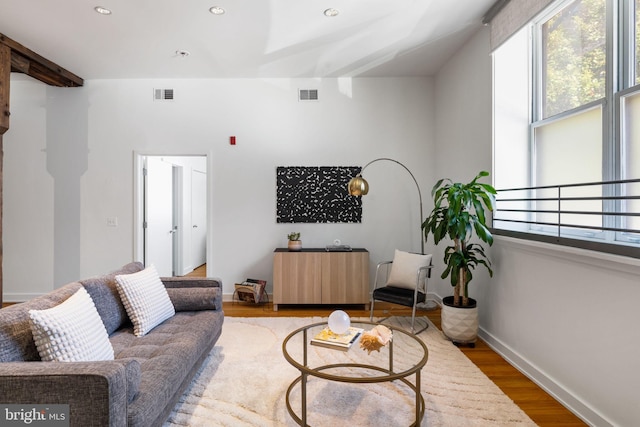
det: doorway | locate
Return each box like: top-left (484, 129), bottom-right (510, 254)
top-left (135, 155), bottom-right (207, 276)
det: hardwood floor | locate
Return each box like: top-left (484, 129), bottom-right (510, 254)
top-left (186, 264), bottom-right (207, 277)
top-left (223, 301), bottom-right (586, 426)
top-left (1, 263), bottom-right (586, 426)
top-left (188, 262), bottom-right (585, 425)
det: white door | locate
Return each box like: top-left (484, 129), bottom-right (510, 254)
top-left (144, 157), bottom-right (174, 276)
top-left (191, 169), bottom-right (207, 268)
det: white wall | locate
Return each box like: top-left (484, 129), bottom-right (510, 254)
top-left (3, 79), bottom-right (54, 300)
top-left (4, 76), bottom-right (435, 299)
top-left (432, 25), bottom-right (494, 299)
top-left (436, 27), bottom-right (640, 427)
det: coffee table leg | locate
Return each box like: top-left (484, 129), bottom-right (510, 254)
top-left (301, 372), bottom-right (307, 426)
top-left (303, 329), bottom-right (308, 366)
top-left (415, 369), bottom-right (421, 425)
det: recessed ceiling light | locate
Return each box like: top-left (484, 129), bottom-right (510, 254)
top-left (324, 8), bottom-right (339, 17)
top-left (209, 6), bottom-right (225, 15)
top-left (94, 6), bottom-right (112, 15)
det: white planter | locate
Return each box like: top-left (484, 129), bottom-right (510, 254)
top-left (441, 296), bottom-right (478, 346)
top-left (288, 240), bottom-right (302, 251)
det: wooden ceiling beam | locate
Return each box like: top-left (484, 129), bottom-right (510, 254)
top-left (0, 33), bottom-right (83, 87)
top-left (10, 51), bottom-right (29, 74)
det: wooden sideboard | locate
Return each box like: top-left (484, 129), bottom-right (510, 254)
top-left (272, 248), bottom-right (369, 311)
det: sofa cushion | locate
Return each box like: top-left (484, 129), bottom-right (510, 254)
top-left (81, 262), bottom-right (144, 335)
top-left (0, 282), bottom-right (83, 362)
top-left (29, 288), bottom-right (114, 362)
top-left (115, 265), bottom-right (175, 337)
top-left (109, 310), bottom-right (224, 427)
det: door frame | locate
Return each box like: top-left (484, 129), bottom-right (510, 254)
top-left (133, 151), bottom-right (212, 276)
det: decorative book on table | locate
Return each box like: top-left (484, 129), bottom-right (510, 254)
top-left (310, 326), bottom-right (364, 351)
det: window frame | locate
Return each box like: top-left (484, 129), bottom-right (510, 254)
top-left (492, 0), bottom-right (640, 258)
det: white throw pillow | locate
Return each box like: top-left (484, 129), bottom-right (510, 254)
top-left (115, 264), bottom-right (175, 336)
top-left (29, 287), bottom-right (114, 362)
top-left (386, 250), bottom-right (433, 290)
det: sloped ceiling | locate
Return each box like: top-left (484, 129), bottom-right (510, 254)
top-left (0, 0), bottom-right (494, 79)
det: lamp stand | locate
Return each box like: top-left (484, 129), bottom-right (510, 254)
top-left (348, 158), bottom-right (425, 255)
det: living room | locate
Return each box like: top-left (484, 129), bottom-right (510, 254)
top-left (0, 0), bottom-right (638, 426)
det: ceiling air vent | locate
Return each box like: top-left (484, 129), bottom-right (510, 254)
top-left (154, 88), bottom-right (174, 101)
top-left (299, 89), bottom-right (319, 101)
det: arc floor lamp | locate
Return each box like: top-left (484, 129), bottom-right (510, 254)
top-left (347, 158), bottom-right (425, 255)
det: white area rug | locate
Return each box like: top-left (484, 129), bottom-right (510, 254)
top-left (164, 317), bottom-right (537, 426)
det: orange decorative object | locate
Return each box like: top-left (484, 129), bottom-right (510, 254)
top-left (359, 324), bottom-right (392, 354)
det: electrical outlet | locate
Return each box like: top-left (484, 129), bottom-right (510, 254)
top-left (107, 217), bottom-right (118, 227)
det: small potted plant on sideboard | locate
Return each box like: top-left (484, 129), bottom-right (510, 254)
top-left (287, 232), bottom-right (302, 251)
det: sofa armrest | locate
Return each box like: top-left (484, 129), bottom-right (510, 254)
top-left (165, 286), bottom-right (222, 311)
top-left (160, 276), bottom-right (221, 289)
top-left (0, 360), bottom-right (136, 427)
top-left (161, 277), bottom-right (223, 311)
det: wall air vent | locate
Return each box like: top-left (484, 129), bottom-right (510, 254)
top-left (298, 89), bottom-right (319, 101)
top-left (154, 89), bottom-right (174, 101)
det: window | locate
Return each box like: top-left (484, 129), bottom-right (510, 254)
top-left (635, 0), bottom-right (640, 83)
top-left (492, 0), bottom-right (640, 256)
top-left (541, 0), bottom-right (606, 119)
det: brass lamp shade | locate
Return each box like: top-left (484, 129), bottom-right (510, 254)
top-left (348, 175), bottom-right (369, 196)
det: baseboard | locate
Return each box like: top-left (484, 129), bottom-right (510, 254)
top-left (478, 327), bottom-right (613, 427)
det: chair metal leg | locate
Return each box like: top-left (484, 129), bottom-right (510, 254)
top-left (411, 303), bottom-right (417, 333)
top-left (410, 317), bottom-right (429, 335)
top-left (410, 294), bottom-right (429, 334)
top-left (369, 260), bottom-right (431, 334)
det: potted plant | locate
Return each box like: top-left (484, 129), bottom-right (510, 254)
top-left (422, 171), bottom-right (496, 346)
top-left (287, 232), bottom-right (302, 251)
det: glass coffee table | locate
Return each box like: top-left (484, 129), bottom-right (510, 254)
top-left (282, 320), bottom-right (428, 427)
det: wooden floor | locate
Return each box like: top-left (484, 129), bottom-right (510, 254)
top-left (223, 301), bottom-right (586, 426)
top-left (191, 262), bottom-right (585, 425)
top-left (2, 263), bottom-right (586, 426)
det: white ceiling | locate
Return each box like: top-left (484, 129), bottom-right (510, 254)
top-left (0, 0), bottom-right (494, 80)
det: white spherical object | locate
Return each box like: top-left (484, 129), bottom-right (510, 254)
top-left (328, 310), bottom-right (351, 335)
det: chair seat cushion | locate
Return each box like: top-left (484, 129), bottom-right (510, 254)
top-left (372, 286), bottom-right (426, 307)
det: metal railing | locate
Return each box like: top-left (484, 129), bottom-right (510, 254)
top-left (492, 178), bottom-right (640, 258)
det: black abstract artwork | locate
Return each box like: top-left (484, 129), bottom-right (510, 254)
top-left (276, 166), bottom-right (362, 223)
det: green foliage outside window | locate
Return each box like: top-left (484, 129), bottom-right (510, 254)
top-left (543, 0), bottom-right (606, 118)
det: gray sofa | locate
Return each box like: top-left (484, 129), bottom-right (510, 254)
top-left (0, 262), bottom-right (224, 427)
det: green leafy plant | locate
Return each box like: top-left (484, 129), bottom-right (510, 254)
top-left (422, 171), bottom-right (497, 307)
top-left (287, 232), bottom-right (301, 241)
